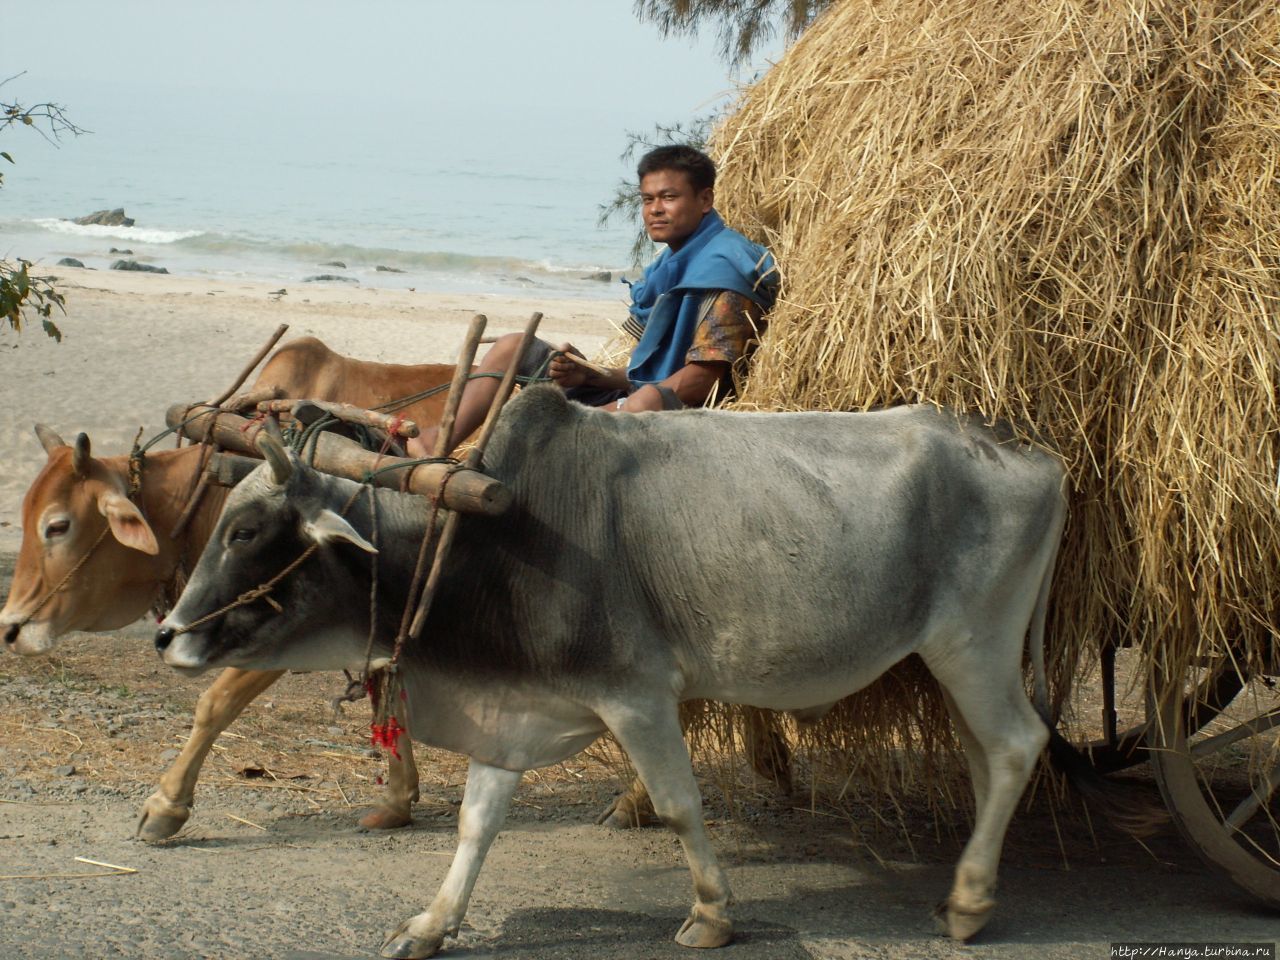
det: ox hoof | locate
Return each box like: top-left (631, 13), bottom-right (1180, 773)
top-left (933, 897), bottom-right (995, 941)
top-left (135, 793), bottom-right (191, 842)
top-left (358, 805), bottom-right (414, 830)
top-left (675, 908), bottom-right (733, 949)
top-left (595, 794), bottom-right (658, 830)
top-left (380, 919), bottom-right (445, 959)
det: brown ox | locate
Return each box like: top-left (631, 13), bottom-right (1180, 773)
top-left (223, 335), bottom-right (457, 426)
top-left (0, 337), bottom-right (456, 840)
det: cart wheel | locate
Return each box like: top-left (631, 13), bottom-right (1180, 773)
top-left (1149, 658), bottom-right (1280, 908)
top-left (1088, 656), bottom-right (1244, 774)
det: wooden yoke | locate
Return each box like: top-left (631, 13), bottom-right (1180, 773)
top-left (165, 402), bottom-right (511, 516)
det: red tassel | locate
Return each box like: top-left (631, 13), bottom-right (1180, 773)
top-left (370, 715), bottom-right (406, 760)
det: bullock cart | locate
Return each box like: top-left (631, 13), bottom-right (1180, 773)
top-left (703, 0), bottom-right (1280, 917)
top-left (169, 317), bottom-right (1280, 917)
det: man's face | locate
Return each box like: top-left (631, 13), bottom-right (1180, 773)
top-left (640, 169), bottom-right (714, 250)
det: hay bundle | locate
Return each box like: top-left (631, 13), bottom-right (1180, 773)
top-left (708, 0), bottom-right (1280, 786)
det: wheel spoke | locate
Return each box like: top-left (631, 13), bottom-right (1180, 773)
top-left (1191, 706), bottom-right (1280, 759)
top-left (1223, 759), bottom-right (1280, 834)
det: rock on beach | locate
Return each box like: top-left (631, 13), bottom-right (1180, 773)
top-left (110, 259), bottom-right (169, 274)
top-left (72, 208), bottom-right (135, 227)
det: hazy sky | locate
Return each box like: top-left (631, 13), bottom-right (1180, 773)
top-left (2, 2), bottom-right (785, 270)
top-left (6, 1), bottom-right (777, 173)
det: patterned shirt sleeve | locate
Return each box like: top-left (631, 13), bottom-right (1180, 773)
top-left (685, 291), bottom-right (766, 368)
top-left (621, 313), bottom-right (645, 343)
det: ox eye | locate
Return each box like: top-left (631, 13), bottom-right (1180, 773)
top-left (44, 519), bottom-right (70, 539)
top-left (230, 528), bottom-right (256, 543)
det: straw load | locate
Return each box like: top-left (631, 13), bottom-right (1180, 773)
top-left (705, 0), bottom-right (1280, 794)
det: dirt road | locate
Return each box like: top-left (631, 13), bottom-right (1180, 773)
top-left (2, 606), bottom-right (1276, 960)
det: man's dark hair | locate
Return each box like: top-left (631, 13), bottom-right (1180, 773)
top-left (637, 145), bottom-right (716, 193)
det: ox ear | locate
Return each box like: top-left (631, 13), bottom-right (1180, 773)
top-left (72, 433), bottom-right (91, 478)
top-left (98, 492), bottom-right (160, 556)
top-left (304, 509), bottom-right (377, 554)
top-left (34, 423), bottom-right (67, 454)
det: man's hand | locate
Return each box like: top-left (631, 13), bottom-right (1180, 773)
top-left (548, 343), bottom-right (591, 389)
top-left (550, 343), bottom-right (631, 392)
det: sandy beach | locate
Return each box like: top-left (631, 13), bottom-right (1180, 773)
top-left (0, 267), bottom-right (624, 555)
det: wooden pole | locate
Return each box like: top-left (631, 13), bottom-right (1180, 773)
top-left (433, 314), bottom-right (488, 457)
top-left (391, 314), bottom-right (490, 653)
top-left (467, 311), bottom-right (543, 468)
top-left (204, 452), bottom-right (261, 488)
top-left (406, 312), bottom-right (542, 639)
top-left (560, 351), bottom-right (614, 379)
top-left (208, 324), bottom-right (290, 408)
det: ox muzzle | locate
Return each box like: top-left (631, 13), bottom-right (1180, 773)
top-left (154, 623), bottom-right (176, 653)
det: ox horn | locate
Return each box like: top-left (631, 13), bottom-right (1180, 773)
top-left (33, 423), bottom-right (66, 454)
top-left (254, 428), bottom-right (294, 485)
top-left (71, 433), bottom-right (91, 478)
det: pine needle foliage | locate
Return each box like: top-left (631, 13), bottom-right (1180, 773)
top-left (634, 0), bottom-right (829, 65)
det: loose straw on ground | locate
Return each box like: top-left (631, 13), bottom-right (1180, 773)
top-left (0, 857), bottom-right (137, 880)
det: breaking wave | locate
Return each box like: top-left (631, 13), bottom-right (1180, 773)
top-left (6, 214), bottom-right (630, 296)
top-left (30, 218), bottom-right (205, 245)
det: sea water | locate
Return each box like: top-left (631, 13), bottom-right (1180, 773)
top-left (0, 88), bottom-right (659, 299)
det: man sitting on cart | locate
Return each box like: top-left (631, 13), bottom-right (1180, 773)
top-left (407, 144), bottom-right (778, 457)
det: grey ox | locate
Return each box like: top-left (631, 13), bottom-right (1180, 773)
top-left (156, 385), bottom-right (1067, 959)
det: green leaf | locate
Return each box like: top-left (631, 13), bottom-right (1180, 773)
top-left (0, 151), bottom-right (12, 163)
top-left (42, 317), bottom-right (63, 342)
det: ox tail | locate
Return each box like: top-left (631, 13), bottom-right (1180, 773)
top-left (1040, 723), bottom-right (1167, 839)
top-left (1027, 537), bottom-right (1167, 839)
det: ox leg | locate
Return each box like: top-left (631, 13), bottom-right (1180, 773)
top-left (603, 704), bottom-right (734, 949)
top-left (381, 760), bottom-right (521, 959)
top-left (596, 773), bottom-right (658, 828)
top-left (137, 667), bottom-right (285, 842)
top-left (924, 643), bottom-right (1048, 941)
top-left (598, 701), bottom-right (702, 828)
top-left (359, 734), bottom-right (421, 830)
top-left (407, 332), bottom-right (523, 457)
top-left (598, 705), bottom-right (791, 830)
top-left (939, 688), bottom-right (989, 815)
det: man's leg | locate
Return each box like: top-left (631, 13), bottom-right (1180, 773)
top-left (407, 333), bottom-right (552, 457)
